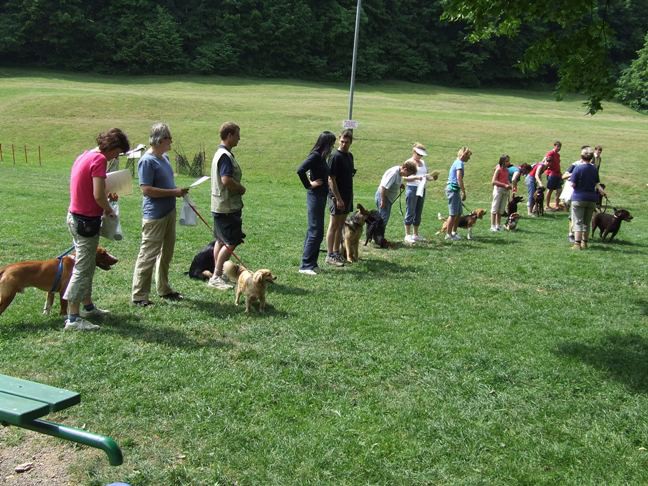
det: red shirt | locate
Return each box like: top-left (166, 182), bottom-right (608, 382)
top-left (493, 165), bottom-right (509, 186)
top-left (529, 162), bottom-right (545, 178)
top-left (69, 150), bottom-right (107, 217)
top-left (544, 149), bottom-right (561, 177)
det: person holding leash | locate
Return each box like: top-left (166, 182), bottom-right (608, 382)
top-left (444, 146), bottom-right (472, 240)
top-left (325, 129), bottom-right (355, 267)
top-left (490, 154), bottom-right (513, 232)
top-left (64, 128), bottom-right (130, 330)
top-left (543, 140), bottom-right (562, 211)
top-left (131, 123), bottom-right (188, 307)
top-left (375, 160), bottom-right (418, 231)
top-left (403, 143), bottom-right (435, 243)
top-left (297, 131), bottom-right (336, 275)
top-left (208, 122), bottom-right (246, 290)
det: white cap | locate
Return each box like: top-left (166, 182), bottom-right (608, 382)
top-left (413, 146), bottom-right (428, 156)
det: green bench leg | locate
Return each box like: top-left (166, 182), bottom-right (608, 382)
top-left (19, 418), bottom-right (123, 466)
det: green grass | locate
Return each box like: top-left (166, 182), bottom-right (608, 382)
top-left (1, 68), bottom-right (648, 484)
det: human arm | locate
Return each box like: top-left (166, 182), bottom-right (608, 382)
top-left (297, 153), bottom-right (325, 189)
top-left (535, 165), bottom-right (545, 188)
top-left (457, 168), bottom-right (466, 201)
top-left (141, 185), bottom-right (188, 198)
top-left (511, 171), bottom-right (520, 192)
top-left (222, 175), bottom-right (246, 195)
top-left (491, 167), bottom-right (511, 189)
top-left (92, 177), bottom-right (114, 216)
top-left (328, 176), bottom-right (344, 209)
top-left (379, 186), bottom-right (387, 208)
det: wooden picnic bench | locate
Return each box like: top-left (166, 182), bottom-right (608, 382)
top-left (0, 373), bottom-right (123, 466)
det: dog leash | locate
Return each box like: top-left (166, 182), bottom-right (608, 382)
top-left (50, 245), bottom-right (75, 292)
top-left (395, 188), bottom-right (405, 216)
top-left (461, 202), bottom-right (473, 214)
top-left (185, 197), bottom-right (253, 271)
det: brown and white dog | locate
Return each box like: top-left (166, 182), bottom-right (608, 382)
top-left (436, 209), bottom-right (486, 240)
top-left (505, 212), bottom-right (521, 231)
top-left (0, 247), bottom-right (118, 316)
top-left (235, 269), bottom-right (276, 313)
top-left (341, 204), bottom-right (370, 262)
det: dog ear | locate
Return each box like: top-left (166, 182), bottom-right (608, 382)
top-left (357, 203), bottom-right (368, 215)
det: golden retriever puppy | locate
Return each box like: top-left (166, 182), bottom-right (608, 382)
top-left (235, 269), bottom-right (276, 313)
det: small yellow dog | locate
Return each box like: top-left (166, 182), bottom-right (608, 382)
top-left (235, 269), bottom-right (276, 313)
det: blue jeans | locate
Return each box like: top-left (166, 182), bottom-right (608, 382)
top-left (375, 190), bottom-right (394, 227)
top-left (526, 175), bottom-right (536, 209)
top-left (404, 185), bottom-right (425, 226)
top-left (300, 190), bottom-right (326, 270)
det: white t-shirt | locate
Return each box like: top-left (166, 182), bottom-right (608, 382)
top-left (379, 166), bottom-right (402, 203)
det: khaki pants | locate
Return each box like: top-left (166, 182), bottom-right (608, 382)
top-left (131, 210), bottom-right (176, 301)
top-left (63, 212), bottom-right (100, 304)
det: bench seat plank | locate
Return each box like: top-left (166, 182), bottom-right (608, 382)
top-left (0, 392), bottom-right (51, 425)
top-left (0, 374), bottom-right (80, 412)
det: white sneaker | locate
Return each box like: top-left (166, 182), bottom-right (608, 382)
top-left (490, 226), bottom-right (498, 232)
top-left (299, 269), bottom-right (317, 276)
top-left (79, 306), bottom-right (110, 318)
top-left (451, 233), bottom-right (461, 241)
top-left (404, 235), bottom-right (415, 243)
top-left (413, 235), bottom-right (426, 242)
top-left (496, 225), bottom-right (502, 231)
top-left (64, 318), bottom-right (100, 331)
top-left (207, 275), bottom-right (234, 290)
top-left (445, 234), bottom-right (452, 240)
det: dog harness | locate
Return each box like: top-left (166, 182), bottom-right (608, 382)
top-left (50, 246), bottom-right (75, 293)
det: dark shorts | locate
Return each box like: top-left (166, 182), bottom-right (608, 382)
top-left (212, 211), bottom-right (245, 246)
top-left (547, 175), bottom-right (563, 190)
top-left (328, 194), bottom-right (353, 215)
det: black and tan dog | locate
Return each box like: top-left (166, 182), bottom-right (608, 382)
top-left (0, 247), bottom-right (118, 316)
top-left (506, 195), bottom-right (524, 216)
top-left (504, 212), bottom-right (521, 231)
top-left (364, 210), bottom-right (390, 248)
top-left (341, 204), bottom-right (370, 262)
top-left (591, 208), bottom-right (633, 241)
top-left (436, 209), bottom-right (486, 240)
top-left (187, 240), bottom-right (216, 280)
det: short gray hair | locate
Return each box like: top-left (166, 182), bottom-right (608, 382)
top-left (149, 122), bottom-right (171, 146)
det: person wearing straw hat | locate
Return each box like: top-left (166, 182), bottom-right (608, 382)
top-left (131, 123), bottom-right (188, 307)
top-left (403, 143), bottom-right (437, 243)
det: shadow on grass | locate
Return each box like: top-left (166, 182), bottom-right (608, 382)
top-left (556, 333), bottom-right (648, 393)
top-left (270, 283), bottom-right (308, 296)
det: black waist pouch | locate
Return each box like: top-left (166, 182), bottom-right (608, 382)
top-left (72, 213), bottom-right (102, 237)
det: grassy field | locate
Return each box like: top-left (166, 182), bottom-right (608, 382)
top-left (1, 68), bottom-right (648, 485)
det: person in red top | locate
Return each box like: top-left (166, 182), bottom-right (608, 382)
top-left (64, 128), bottom-right (130, 331)
top-left (525, 159), bottom-right (547, 216)
top-left (543, 140), bottom-right (562, 210)
top-left (490, 155), bottom-right (513, 231)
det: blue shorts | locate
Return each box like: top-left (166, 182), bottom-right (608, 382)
top-left (213, 211), bottom-right (245, 246)
top-left (547, 175), bottom-right (563, 190)
top-left (446, 188), bottom-right (462, 216)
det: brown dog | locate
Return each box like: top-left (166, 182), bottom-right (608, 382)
top-left (436, 209), bottom-right (486, 240)
top-left (341, 204), bottom-right (370, 262)
top-left (235, 269), bottom-right (276, 313)
top-left (591, 208), bottom-right (633, 241)
top-left (0, 247), bottom-right (118, 316)
top-left (223, 260), bottom-right (247, 283)
top-left (532, 187), bottom-right (545, 216)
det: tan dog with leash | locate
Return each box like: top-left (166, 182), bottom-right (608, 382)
top-left (235, 269), bottom-right (276, 313)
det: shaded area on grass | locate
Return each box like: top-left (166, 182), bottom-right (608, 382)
top-left (556, 332), bottom-right (648, 393)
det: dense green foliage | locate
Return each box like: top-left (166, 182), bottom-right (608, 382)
top-left (442, 0), bottom-right (648, 114)
top-left (617, 33), bottom-right (648, 112)
top-left (1, 0), bottom-right (647, 100)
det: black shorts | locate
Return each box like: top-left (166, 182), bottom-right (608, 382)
top-left (212, 211), bottom-right (245, 246)
top-left (328, 194), bottom-right (353, 215)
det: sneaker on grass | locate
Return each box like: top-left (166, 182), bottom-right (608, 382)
top-left (299, 268), bottom-right (317, 276)
top-left (64, 318), bottom-right (100, 331)
top-left (80, 306), bottom-right (110, 318)
top-left (325, 254), bottom-right (344, 267)
top-left (207, 275), bottom-right (234, 290)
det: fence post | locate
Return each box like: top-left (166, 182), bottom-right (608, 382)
top-left (24, 144), bottom-right (28, 164)
top-left (38, 145), bottom-right (42, 166)
top-left (12, 144), bottom-right (16, 165)
top-left (0, 143), bottom-right (3, 161)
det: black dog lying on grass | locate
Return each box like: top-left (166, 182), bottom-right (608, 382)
top-left (591, 208), bottom-right (633, 241)
top-left (187, 240), bottom-right (215, 280)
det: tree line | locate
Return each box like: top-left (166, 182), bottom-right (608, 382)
top-left (1, 0), bottom-right (646, 111)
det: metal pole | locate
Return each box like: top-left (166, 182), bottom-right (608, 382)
top-left (12, 144), bottom-right (15, 165)
top-left (348, 0), bottom-right (362, 121)
top-left (24, 144), bottom-right (28, 164)
top-left (38, 145), bottom-right (42, 166)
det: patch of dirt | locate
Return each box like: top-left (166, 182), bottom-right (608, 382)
top-left (0, 426), bottom-right (78, 485)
